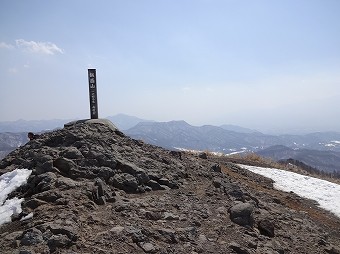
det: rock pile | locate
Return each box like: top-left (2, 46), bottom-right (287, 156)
top-left (0, 119), bottom-right (339, 254)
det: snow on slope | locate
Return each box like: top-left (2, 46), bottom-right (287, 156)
top-left (0, 168), bottom-right (32, 225)
top-left (239, 165), bottom-right (340, 218)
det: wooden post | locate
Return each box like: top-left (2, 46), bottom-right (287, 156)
top-left (88, 69), bottom-right (98, 119)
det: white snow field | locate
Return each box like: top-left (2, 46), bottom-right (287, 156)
top-left (240, 165), bottom-right (340, 218)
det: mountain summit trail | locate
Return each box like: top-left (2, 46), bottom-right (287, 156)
top-left (0, 119), bottom-right (339, 253)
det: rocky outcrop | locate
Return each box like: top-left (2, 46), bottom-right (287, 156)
top-left (0, 119), bottom-right (339, 253)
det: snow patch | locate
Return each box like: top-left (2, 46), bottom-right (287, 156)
top-left (0, 168), bottom-right (32, 225)
top-left (239, 165), bottom-right (340, 218)
top-left (226, 150), bottom-right (246, 156)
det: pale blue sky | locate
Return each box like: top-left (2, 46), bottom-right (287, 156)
top-left (1, 0), bottom-right (340, 133)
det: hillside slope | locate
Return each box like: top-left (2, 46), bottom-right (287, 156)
top-left (0, 119), bottom-right (339, 253)
top-left (0, 132), bottom-right (28, 160)
top-left (257, 145), bottom-right (340, 173)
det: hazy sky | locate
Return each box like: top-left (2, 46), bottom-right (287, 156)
top-left (1, 0), bottom-right (340, 133)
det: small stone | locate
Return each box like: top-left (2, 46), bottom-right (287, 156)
top-left (198, 234), bottom-right (207, 243)
top-left (145, 211), bottom-right (162, 220)
top-left (258, 219), bottom-right (275, 237)
top-left (229, 241), bottom-right (251, 254)
top-left (20, 228), bottom-right (44, 246)
top-left (211, 164), bottom-right (221, 173)
top-left (47, 234), bottom-right (72, 250)
top-left (216, 206), bottom-right (228, 215)
top-left (198, 152), bottom-right (207, 159)
top-left (110, 226), bottom-right (125, 234)
top-left (229, 202), bottom-right (254, 227)
top-left (147, 180), bottom-right (164, 190)
top-left (325, 245), bottom-right (340, 254)
top-left (163, 212), bottom-right (179, 220)
top-left (62, 147), bottom-right (83, 159)
top-left (53, 157), bottom-right (77, 173)
top-left (138, 242), bottom-right (158, 253)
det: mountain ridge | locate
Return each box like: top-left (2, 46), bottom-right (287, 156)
top-left (0, 119), bottom-right (339, 253)
top-left (126, 120), bottom-right (340, 151)
top-left (2, 116), bottom-right (340, 173)
top-left (125, 121), bottom-right (340, 174)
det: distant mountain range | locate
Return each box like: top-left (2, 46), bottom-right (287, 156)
top-left (106, 114), bottom-right (154, 130)
top-left (0, 119), bottom-right (69, 132)
top-left (1, 114), bottom-right (340, 173)
top-left (124, 120), bottom-right (340, 174)
top-left (0, 114), bottom-right (150, 133)
top-left (125, 120), bottom-right (340, 152)
top-left (125, 120), bottom-right (270, 152)
top-left (219, 124), bottom-right (259, 133)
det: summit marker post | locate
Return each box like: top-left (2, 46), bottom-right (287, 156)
top-left (88, 69), bottom-right (98, 119)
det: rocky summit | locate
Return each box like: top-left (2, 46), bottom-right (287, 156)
top-left (0, 119), bottom-right (339, 254)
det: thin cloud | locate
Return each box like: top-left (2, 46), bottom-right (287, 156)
top-left (8, 68), bottom-right (18, 74)
top-left (15, 39), bottom-right (64, 55)
top-left (181, 86), bottom-right (191, 92)
top-left (0, 42), bottom-right (14, 49)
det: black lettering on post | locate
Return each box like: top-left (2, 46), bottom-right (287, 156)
top-left (88, 69), bottom-right (98, 119)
